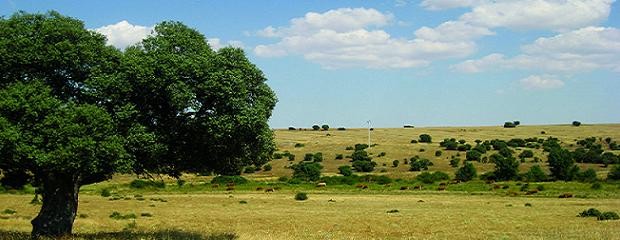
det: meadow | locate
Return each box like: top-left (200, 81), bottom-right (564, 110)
top-left (1, 124), bottom-right (620, 239)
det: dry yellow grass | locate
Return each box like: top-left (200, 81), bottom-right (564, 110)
top-left (1, 192), bottom-right (619, 240)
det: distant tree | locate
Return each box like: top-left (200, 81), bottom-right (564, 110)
top-left (492, 154), bottom-right (520, 181)
top-left (321, 124), bottom-right (329, 131)
top-left (455, 162), bottom-right (477, 182)
top-left (419, 134), bottom-right (432, 143)
top-left (466, 150), bottom-right (483, 161)
top-left (435, 150), bottom-right (442, 157)
top-left (519, 150), bottom-right (535, 159)
top-left (503, 122), bottom-right (516, 128)
top-left (288, 126), bottom-right (296, 130)
top-left (313, 152), bottom-right (323, 162)
top-left (352, 160), bottom-right (376, 172)
top-left (338, 165), bottom-right (353, 176)
top-left (392, 160), bottom-right (400, 168)
top-left (409, 158), bottom-right (433, 171)
top-left (523, 165), bottom-right (547, 182)
top-left (312, 124), bottom-right (320, 131)
top-left (450, 158), bottom-right (461, 168)
top-left (548, 148), bottom-right (579, 181)
top-left (608, 165), bottom-right (620, 180)
top-left (292, 162), bottom-right (322, 181)
top-left (572, 121), bottom-right (582, 126)
top-left (513, 121), bottom-right (521, 126)
top-left (304, 153), bottom-right (314, 162)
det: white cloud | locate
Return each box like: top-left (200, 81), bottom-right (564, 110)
top-left (93, 20), bottom-right (153, 49)
top-left (414, 21), bottom-right (494, 41)
top-left (420, 0), bottom-right (487, 10)
top-left (519, 75), bottom-right (565, 90)
top-left (254, 8), bottom-right (476, 69)
top-left (454, 27), bottom-right (620, 73)
top-left (460, 0), bottom-right (614, 31)
top-left (208, 38), bottom-right (245, 50)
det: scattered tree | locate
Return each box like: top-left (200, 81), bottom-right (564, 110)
top-left (419, 134), bottom-right (432, 143)
top-left (455, 162), bottom-right (477, 182)
top-left (572, 121), bottom-right (581, 127)
top-left (321, 124), bottom-right (329, 131)
top-left (548, 148), bottom-right (579, 181)
top-left (338, 165), bottom-right (353, 176)
top-left (292, 162), bottom-right (322, 181)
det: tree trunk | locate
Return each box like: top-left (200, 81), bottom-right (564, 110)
top-left (31, 174), bottom-right (80, 238)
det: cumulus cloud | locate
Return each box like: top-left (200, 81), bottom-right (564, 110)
top-left (209, 38), bottom-right (245, 50)
top-left (254, 8), bottom-right (476, 69)
top-left (414, 21), bottom-right (494, 41)
top-left (93, 20), bottom-right (153, 49)
top-left (420, 0), bottom-right (487, 10)
top-left (454, 27), bottom-right (620, 73)
top-left (460, 0), bottom-right (614, 31)
top-left (519, 75), bottom-right (565, 90)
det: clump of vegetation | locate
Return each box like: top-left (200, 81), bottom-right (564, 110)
top-left (211, 176), bottom-right (248, 185)
top-left (313, 152), bottom-right (323, 162)
top-left (608, 165), bottom-right (620, 180)
top-left (294, 192), bottom-right (308, 201)
top-left (409, 158), bottom-right (433, 171)
top-left (312, 125), bottom-right (320, 131)
top-left (321, 124), bottom-right (329, 131)
top-left (598, 212), bottom-right (620, 221)
top-left (435, 150), bottom-right (442, 157)
top-left (572, 121), bottom-right (581, 127)
top-left (129, 179), bottom-right (166, 189)
top-left (455, 162), bottom-right (477, 182)
top-left (243, 166), bottom-right (257, 174)
top-left (292, 162), bottom-right (323, 181)
top-left (450, 158), bottom-right (460, 168)
top-left (294, 143), bottom-right (305, 148)
top-left (335, 154), bottom-right (344, 160)
top-left (238, 200), bottom-right (248, 204)
top-left (100, 188), bottom-right (112, 197)
top-left (109, 211), bottom-right (137, 220)
top-left (419, 134), bottom-right (432, 143)
top-left (338, 165), bottom-right (353, 177)
top-left (140, 212), bottom-right (153, 217)
top-left (386, 209), bottom-right (399, 213)
top-left (579, 208), bottom-right (603, 217)
top-left (523, 165), bottom-right (547, 182)
top-left (262, 164), bottom-right (272, 171)
top-left (2, 209), bottom-right (17, 215)
top-left (392, 160), bottom-right (400, 168)
top-left (416, 171), bottom-right (450, 184)
top-left (503, 122), bottom-right (516, 128)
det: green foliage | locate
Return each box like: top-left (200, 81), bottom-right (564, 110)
top-left (576, 168), bottom-right (598, 182)
top-left (519, 150), bottom-right (534, 159)
top-left (354, 144), bottom-right (369, 151)
top-left (294, 143), bottom-right (305, 148)
top-left (291, 162), bottom-right (322, 181)
top-left (129, 179), bottom-right (165, 189)
top-left (287, 154), bottom-right (296, 161)
top-left (492, 154), bottom-right (520, 181)
top-left (294, 192), bottom-right (308, 201)
top-left (435, 150), bottom-right (442, 157)
top-left (572, 121), bottom-right (581, 126)
top-left (523, 165), bottom-right (547, 182)
top-left (2, 209), bottom-right (16, 214)
top-left (211, 176), bottom-right (248, 185)
top-left (321, 124), bottom-right (329, 131)
top-left (416, 171), bottom-right (450, 184)
top-left (338, 165), bottom-right (353, 176)
top-left (440, 138), bottom-right (459, 150)
top-left (455, 162), bottom-right (477, 182)
top-left (548, 148), bottom-right (578, 181)
top-left (304, 153), bottom-right (314, 162)
top-left (243, 166), bottom-right (256, 174)
top-left (352, 160), bottom-right (377, 172)
top-left (466, 150), bottom-right (483, 161)
top-left (419, 134), bottom-right (432, 143)
top-left (598, 212), bottom-right (620, 221)
top-left (392, 160), bottom-right (400, 168)
top-left (409, 158), bottom-right (433, 171)
top-left (109, 212), bottom-right (136, 220)
top-left (313, 152), bottom-right (323, 162)
top-left (503, 122), bottom-right (516, 128)
top-left (262, 164), bottom-right (272, 171)
top-left (100, 189), bottom-right (112, 198)
top-left (312, 125), bottom-right (320, 131)
top-left (578, 208), bottom-right (602, 217)
top-left (608, 165), bottom-right (620, 180)
top-left (450, 158), bottom-right (461, 168)
top-left (335, 154), bottom-right (344, 160)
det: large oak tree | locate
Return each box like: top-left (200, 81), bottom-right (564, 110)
top-left (0, 12), bottom-right (276, 238)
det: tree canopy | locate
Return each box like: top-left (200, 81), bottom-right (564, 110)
top-left (0, 11), bottom-right (276, 238)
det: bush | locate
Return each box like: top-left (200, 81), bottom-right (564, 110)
top-left (392, 160), bottom-right (400, 167)
top-left (313, 152), bottom-right (323, 162)
top-left (419, 134), bottom-right (432, 143)
top-left (523, 165), bottom-right (547, 182)
top-left (263, 164), bottom-right (272, 171)
top-left (591, 182), bottom-right (602, 190)
top-left (504, 122), bottom-right (516, 128)
top-left (492, 154), bottom-right (520, 181)
top-left (337, 127), bottom-right (346, 131)
top-left (455, 162), bottom-right (477, 182)
top-left (577, 168), bottom-right (598, 182)
top-left (548, 148), bottom-right (578, 181)
top-left (321, 124), bottom-right (329, 131)
top-left (572, 121), bottom-right (581, 127)
top-left (292, 162), bottom-right (322, 181)
top-left (278, 176), bottom-right (289, 182)
top-left (435, 150), bottom-right (442, 157)
top-left (608, 165), bottom-right (620, 180)
top-left (450, 158), bottom-right (460, 168)
top-left (338, 165), bottom-right (353, 176)
top-left (129, 179), bottom-right (165, 189)
top-left (312, 125), bottom-right (320, 130)
top-left (378, 152), bottom-right (386, 157)
top-left (294, 192), bottom-right (308, 201)
top-left (598, 211), bottom-right (620, 221)
top-left (352, 160), bottom-right (377, 172)
top-left (294, 143), bottom-right (305, 148)
top-left (578, 208), bottom-right (601, 217)
top-left (416, 171), bottom-right (450, 184)
top-left (351, 149), bottom-right (372, 162)
top-left (109, 211), bottom-right (137, 220)
top-left (466, 150), bottom-right (482, 161)
top-left (519, 150), bottom-right (534, 159)
top-left (409, 158), bottom-right (433, 171)
top-left (457, 144), bottom-right (472, 152)
top-left (100, 188), bottom-right (112, 197)
top-left (211, 176), bottom-right (248, 185)
top-left (288, 126), bottom-right (296, 130)
top-left (287, 154), bottom-right (296, 161)
top-left (354, 144), bottom-right (369, 151)
top-left (243, 166), bottom-right (256, 174)
top-left (304, 153), bottom-right (314, 161)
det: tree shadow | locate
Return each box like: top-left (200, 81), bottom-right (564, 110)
top-left (0, 229), bottom-right (237, 240)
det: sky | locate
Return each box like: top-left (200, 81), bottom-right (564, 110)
top-left (1, 0), bottom-right (619, 128)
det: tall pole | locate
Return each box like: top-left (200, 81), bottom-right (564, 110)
top-left (367, 120), bottom-right (371, 148)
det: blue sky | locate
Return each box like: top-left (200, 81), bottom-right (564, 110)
top-left (1, 0), bottom-right (619, 128)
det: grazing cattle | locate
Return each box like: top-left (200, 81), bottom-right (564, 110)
top-left (356, 184), bottom-right (369, 189)
top-left (400, 186), bottom-right (408, 190)
top-left (437, 185), bottom-right (447, 191)
top-left (256, 187), bottom-right (264, 191)
top-left (439, 182), bottom-right (447, 187)
top-left (226, 186), bottom-right (234, 191)
top-left (525, 189), bottom-right (539, 195)
top-left (413, 185), bottom-right (423, 190)
top-left (451, 179), bottom-right (461, 184)
top-left (316, 182), bottom-right (327, 187)
top-left (265, 188), bottom-right (275, 192)
top-left (558, 193), bottom-right (573, 198)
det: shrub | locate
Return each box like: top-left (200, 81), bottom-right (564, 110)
top-left (492, 154), bottom-right (520, 181)
top-left (278, 176), bottom-right (289, 182)
top-left (386, 209), bottom-right (400, 213)
top-left (262, 164), bottom-right (272, 171)
top-left (419, 134), bottom-right (432, 143)
top-left (457, 144), bottom-right (472, 151)
top-left (292, 162), bottom-right (323, 181)
top-left (321, 124), bottom-right (329, 131)
top-left (591, 182), bottom-right (602, 190)
top-left (608, 165), bottom-right (620, 180)
top-left (100, 188), bottom-right (112, 197)
top-left (243, 166), bottom-right (256, 174)
top-left (312, 125), bottom-right (320, 130)
top-left (450, 158), bottom-right (460, 168)
top-left (294, 143), bottom-right (305, 148)
top-left (354, 144), bottom-right (369, 151)
top-left (109, 211), bottom-right (137, 220)
top-left (352, 160), bottom-right (377, 172)
top-left (337, 127), bottom-right (346, 131)
top-left (548, 148), bottom-right (578, 181)
top-left (410, 139), bottom-right (418, 143)
top-left (577, 168), bottom-right (598, 182)
top-left (288, 126), bottom-right (296, 130)
top-left (392, 160), bottom-right (400, 168)
top-left (304, 153), bottom-right (314, 161)
top-left (287, 154), bottom-right (296, 161)
top-left (416, 171), bottom-right (450, 184)
top-left (313, 152), bottom-right (323, 162)
top-left (572, 121), bottom-right (581, 126)
top-left (466, 150), bottom-right (482, 161)
top-left (378, 152), bottom-right (386, 157)
top-left (338, 165), bottom-right (353, 176)
top-left (351, 149), bottom-right (372, 162)
top-left (2, 208), bottom-right (16, 214)
top-left (273, 152), bottom-right (283, 159)
top-left (211, 176), bottom-right (248, 185)
top-left (598, 211), bottom-right (620, 221)
top-left (435, 150), bottom-right (442, 157)
top-left (455, 162), bottom-right (477, 182)
top-left (523, 165), bottom-right (547, 182)
top-left (345, 146), bottom-right (354, 150)
top-left (129, 179), bottom-right (165, 189)
top-left (294, 192), bottom-right (308, 201)
top-left (419, 149), bottom-right (425, 152)
top-left (519, 150), bottom-right (534, 159)
top-left (503, 122), bottom-right (516, 128)
top-left (409, 158), bottom-right (433, 171)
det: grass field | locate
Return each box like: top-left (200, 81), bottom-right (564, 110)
top-left (1, 124), bottom-right (620, 239)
